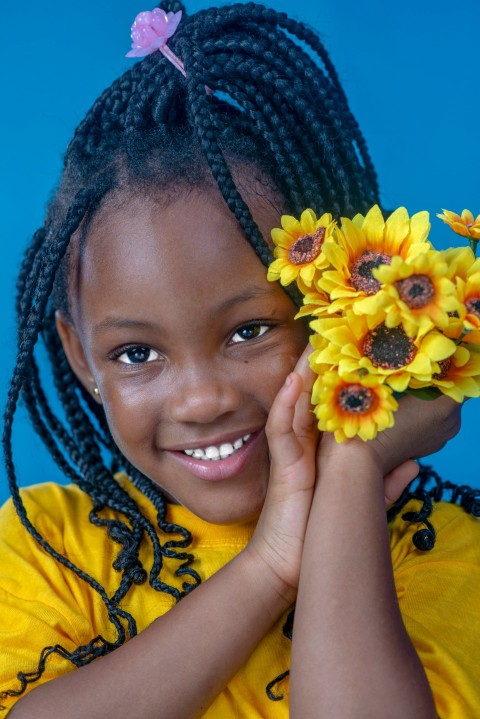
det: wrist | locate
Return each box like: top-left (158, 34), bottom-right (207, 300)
top-left (240, 542), bottom-right (297, 613)
top-left (318, 435), bottom-right (384, 481)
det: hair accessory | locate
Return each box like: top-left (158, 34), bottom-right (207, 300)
top-left (126, 9), bottom-right (186, 77)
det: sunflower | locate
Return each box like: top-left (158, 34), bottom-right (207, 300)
top-left (312, 312), bottom-right (457, 392)
top-left (267, 210), bottom-right (335, 292)
top-left (316, 205), bottom-right (432, 315)
top-left (410, 344), bottom-right (480, 402)
top-left (437, 209), bottom-right (480, 240)
top-left (353, 249), bottom-right (459, 337)
top-left (442, 247), bottom-right (480, 344)
top-left (312, 369), bottom-right (398, 442)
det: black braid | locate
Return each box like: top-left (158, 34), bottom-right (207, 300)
top-left (6, 2), bottom-right (459, 705)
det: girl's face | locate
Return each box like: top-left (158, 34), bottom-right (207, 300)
top-left (58, 188), bottom-right (308, 524)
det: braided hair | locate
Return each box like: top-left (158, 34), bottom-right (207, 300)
top-left (4, 0), bottom-right (476, 706)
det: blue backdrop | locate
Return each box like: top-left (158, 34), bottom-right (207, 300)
top-left (1, 0), bottom-right (478, 503)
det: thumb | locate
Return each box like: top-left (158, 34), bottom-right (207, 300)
top-left (384, 460), bottom-right (419, 507)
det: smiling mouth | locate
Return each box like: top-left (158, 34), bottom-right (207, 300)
top-left (182, 434), bottom-right (251, 461)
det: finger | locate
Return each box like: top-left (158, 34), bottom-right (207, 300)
top-left (266, 372), bottom-right (306, 471)
top-left (292, 342), bottom-right (315, 384)
top-left (291, 343), bottom-right (317, 437)
top-left (384, 459), bottom-right (419, 507)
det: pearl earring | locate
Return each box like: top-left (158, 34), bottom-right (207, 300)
top-left (93, 387), bottom-right (100, 397)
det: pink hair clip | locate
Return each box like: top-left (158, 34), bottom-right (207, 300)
top-left (126, 8), bottom-right (186, 77)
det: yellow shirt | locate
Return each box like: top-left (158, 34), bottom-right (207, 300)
top-left (0, 480), bottom-right (479, 717)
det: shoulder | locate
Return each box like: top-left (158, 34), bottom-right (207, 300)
top-left (389, 499), bottom-right (480, 568)
top-left (390, 501), bottom-right (480, 716)
top-left (0, 482), bottom-right (94, 548)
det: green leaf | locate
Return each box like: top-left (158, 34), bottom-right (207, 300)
top-left (406, 387), bottom-right (443, 401)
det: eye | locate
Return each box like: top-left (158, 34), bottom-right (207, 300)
top-left (114, 345), bottom-right (160, 364)
top-left (230, 322), bottom-right (272, 344)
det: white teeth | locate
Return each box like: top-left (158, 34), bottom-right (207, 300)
top-left (219, 443), bottom-right (234, 458)
top-left (182, 434), bottom-right (251, 461)
top-left (205, 446), bottom-right (220, 460)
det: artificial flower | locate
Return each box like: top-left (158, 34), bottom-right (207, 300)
top-left (267, 202), bottom-right (480, 442)
top-left (267, 210), bottom-right (334, 292)
top-left (317, 205), bottom-right (431, 315)
top-left (354, 249), bottom-right (459, 337)
top-left (312, 370), bottom-right (398, 442)
top-left (442, 247), bottom-right (480, 344)
top-left (126, 9), bottom-right (182, 57)
top-left (312, 312), bottom-right (457, 392)
top-left (410, 344), bottom-right (480, 402)
top-left (437, 209), bottom-right (480, 240)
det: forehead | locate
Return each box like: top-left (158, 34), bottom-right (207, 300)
top-left (71, 188), bottom-right (285, 327)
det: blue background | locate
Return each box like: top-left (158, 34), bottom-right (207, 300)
top-left (1, 0), bottom-right (478, 503)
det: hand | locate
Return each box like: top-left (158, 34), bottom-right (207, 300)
top-left (383, 459), bottom-right (419, 506)
top-left (317, 392), bottom-right (461, 505)
top-left (367, 393), bottom-right (461, 478)
top-left (247, 345), bottom-right (319, 596)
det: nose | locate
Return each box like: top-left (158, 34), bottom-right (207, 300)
top-left (167, 360), bottom-right (243, 425)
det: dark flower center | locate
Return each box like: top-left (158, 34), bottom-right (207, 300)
top-left (395, 274), bottom-right (435, 309)
top-left (466, 297), bottom-right (480, 319)
top-left (350, 250), bottom-right (392, 295)
top-left (337, 384), bottom-right (375, 414)
top-left (362, 324), bottom-right (416, 369)
top-left (288, 226), bottom-right (326, 265)
top-left (433, 358), bottom-right (452, 380)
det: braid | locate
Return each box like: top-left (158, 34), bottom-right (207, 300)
top-left (3, 2), bottom-right (406, 700)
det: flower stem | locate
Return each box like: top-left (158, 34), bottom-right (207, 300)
top-left (469, 238), bottom-right (478, 257)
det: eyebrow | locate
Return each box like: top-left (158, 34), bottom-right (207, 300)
top-left (214, 284), bottom-right (277, 314)
top-left (92, 285), bottom-right (276, 337)
top-left (92, 317), bottom-right (160, 337)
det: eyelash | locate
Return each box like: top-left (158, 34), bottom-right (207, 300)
top-left (229, 321), bottom-right (275, 344)
top-left (109, 344), bottom-right (160, 365)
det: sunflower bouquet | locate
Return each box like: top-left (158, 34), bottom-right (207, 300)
top-left (267, 206), bottom-right (480, 442)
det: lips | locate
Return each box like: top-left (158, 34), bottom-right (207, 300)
top-left (167, 430), bottom-right (264, 481)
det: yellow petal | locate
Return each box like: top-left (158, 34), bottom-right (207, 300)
top-left (420, 333), bottom-right (456, 361)
top-left (281, 215), bottom-right (300, 234)
top-left (362, 205), bottom-right (385, 246)
top-left (461, 209), bottom-right (475, 225)
top-left (409, 211), bottom-right (431, 243)
top-left (384, 206), bottom-right (410, 251)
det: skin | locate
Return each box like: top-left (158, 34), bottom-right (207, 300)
top-left (11, 185), bottom-right (461, 718)
top-left (57, 187), bottom-right (308, 524)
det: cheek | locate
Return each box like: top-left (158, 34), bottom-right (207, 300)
top-left (100, 385), bottom-right (155, 455)
top-left (257, 338), bottom-right (306, 408)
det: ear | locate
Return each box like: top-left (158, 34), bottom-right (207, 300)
top-left (55, 311), bottom-right (101, 403)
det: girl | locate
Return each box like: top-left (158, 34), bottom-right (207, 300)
top-left (1, 2), bottom-right (479, 717)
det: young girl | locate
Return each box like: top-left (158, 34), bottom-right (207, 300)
top-left (1, 2), bottom-right (480, 717)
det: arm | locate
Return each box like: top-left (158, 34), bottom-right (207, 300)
top-left (289, 395), bottom-right (461, 719)
top-left (9, 354), bottom-right (317, 719)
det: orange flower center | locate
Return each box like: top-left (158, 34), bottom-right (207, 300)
top-left (337, 384), bottom-right (375, 414)
top-left (362, 324), bottom-right (416, 369)
top-left (350, 250), bottom-right (391, 295)
top-left (466, 297), bottom-right (480, 319)
top-left (433, 358), bottom-right (452, 380)
top-left (288, 226), bottom-right (326, 265)
top-left (395, 274), bottom-right (435, 309)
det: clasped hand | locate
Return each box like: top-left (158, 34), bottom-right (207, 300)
top-left (249, 343), bottom-right (461, 600)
